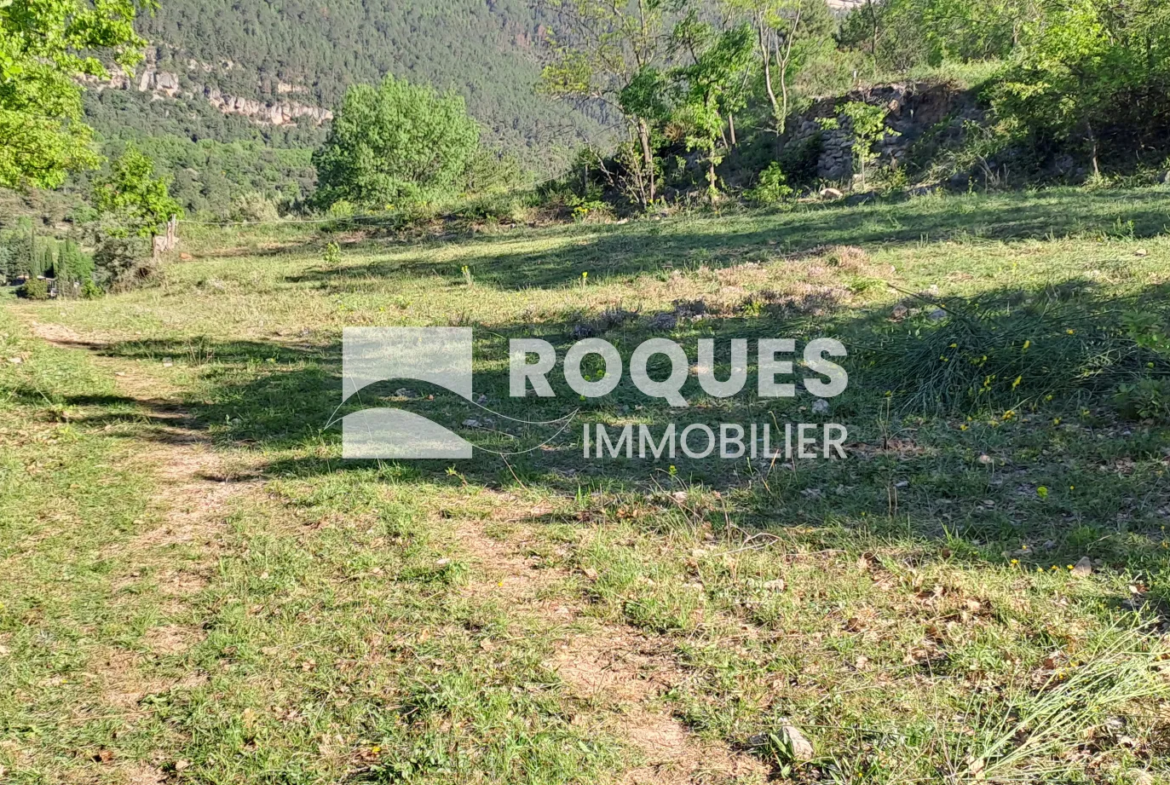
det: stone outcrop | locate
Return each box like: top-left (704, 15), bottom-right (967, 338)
top-left (203, 87), bottom-right (332, 126)
top-left (783, 82), bottom-right (985, 181)
top-left (87, 61), bottom-right (332, 127)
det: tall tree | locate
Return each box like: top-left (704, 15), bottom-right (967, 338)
top-left (540, 0), bottom-right (685, 207)
top-left (993, 0), bottom-right (1170, 174)
top-left (0, 0), bottom-right (151, 189)
top-left (92, 147), bottom-right (183, 237)
top-left (670, 16), bottom-right (755, 196)
top-left (725, 0), bottom-right (834, 135)
top-left (312, 74), bottom-right (481, 208)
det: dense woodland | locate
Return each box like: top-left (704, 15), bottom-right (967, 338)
top-left (82, 0), bottom-right (608, 193)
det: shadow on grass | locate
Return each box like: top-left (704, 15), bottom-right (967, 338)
top-left (61, 276), bottom-right (1170, 610)
top-left (284, 189), bottom-right (1170, 291)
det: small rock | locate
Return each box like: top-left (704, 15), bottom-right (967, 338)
top-left (7, 357), bottom-right (22, 365)
top-left (395, 388), bottom-right (419, 399)
top-left (978, 454), bottom-right (992, 465)
top-left (780, 723), bottom-right (815, 761)
top-left (476, 393), bottom-right (488, 405)
top-left (1135, 249), bottom-right (1148, 257)
top-left (891, 304), bottom-right (908, 320)
top-left (812, 399), bottom-right (830, 415)
top-left (929, 308), bottom-right (948, 321)
top-left (462, 418), bottom-right (482, 428)
top-left (162, 357), bottom-right (173, 367)
top-left (1071, 556), bottom-right (1093, 577)
top-left (820, 187), bottom-right (844, 199)
top-left (179, 252), bottom-right (194, 261)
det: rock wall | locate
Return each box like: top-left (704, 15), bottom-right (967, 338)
top-left (784, 82), bottom-right (984, 183)
top-left (88, 60), bottom-right (333, 128)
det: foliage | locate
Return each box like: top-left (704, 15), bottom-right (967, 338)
top-left (16, 277), bottom-right (50, 300)
top-left (746, 162), bottom-right (794, 205)
top-left (670, 19), bottom-right (756, 197)
top-left (57, 240), bottom-right (94, 283)
top-left (990, 0), bottom-right (1170, 174)
top-left (92, 235), bottom-right (152, 285)
top-left (540, 0), bottom-right (681, 207)
top-left (231, 192), bottom-right (281, 223)
top-left (725, 0), bottom-right (836, 134)
top-left (839, 101), bottom-right (896, 186)
top-left (1115, 377), bottom-right (1170, 423)
top-left (322, 242), bottom-right (341, 266)
top-left (86, 136), bottom-right (316, 217)
top-left (312, 75), bottom-right (480, 209)
top-left (0, 0), bottom-right (151, 189)
top-left (462, 149), bottom-right (530, 196)
top-left (92, 147), bottom-right (184, 237)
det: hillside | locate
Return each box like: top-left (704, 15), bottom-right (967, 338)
top-left (82, 0), bottom-right (608, 208)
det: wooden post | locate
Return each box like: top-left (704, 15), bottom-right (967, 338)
top-left (152, 216), bottom-right (179, 261)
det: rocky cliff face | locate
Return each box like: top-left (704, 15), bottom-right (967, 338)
top-left (90, 58), bottom-right (332, 128)
top-left (784, 82), bottom-right (984, 181)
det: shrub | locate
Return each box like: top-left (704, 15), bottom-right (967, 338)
top-left (231, 192), bottom-right (281, 223)
top-left (16, 277), bottom-right (50, 300)
top-left (1115, 377), bottom-right (1170, 422)
top-left (327, 200), bottom-right (356, 219)
top-left (746, 163), bottom-right (794, 206)
top-left (93, 236), bottom-right (153, 287)
top-left (323, 242), bottom-right (341, 266)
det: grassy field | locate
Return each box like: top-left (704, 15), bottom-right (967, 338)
top-left (3, 187), bottom-right (1170, 784)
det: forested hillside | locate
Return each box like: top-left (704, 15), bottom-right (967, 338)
top-left (82, 0), bottom-right (607, 210)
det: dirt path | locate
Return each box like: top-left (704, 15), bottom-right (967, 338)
top-left (22, 316), bottom-right (258, 784)
top-left (454, 496), bottom-right (768, 785)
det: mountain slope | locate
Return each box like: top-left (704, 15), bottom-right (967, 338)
top-left (82, 0), bottom-right (606, 208)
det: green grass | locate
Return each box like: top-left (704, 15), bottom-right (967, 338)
top-left (4, 187), bottom-right (1170, 784)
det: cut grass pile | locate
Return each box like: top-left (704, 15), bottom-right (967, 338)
top-left (3, 187), bottom-right (1170, 784)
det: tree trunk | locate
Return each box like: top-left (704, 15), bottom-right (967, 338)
top-left (637, 117), bottom-right (655, 206)
top-left (1086, 120), bottom-right (1100, 177)
top-left (758, 22), bottom-right (781, 130)
top-left (728, 112), bottom-right (737, 147)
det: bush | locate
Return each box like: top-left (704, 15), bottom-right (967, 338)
top-left (16, 277), bottom-right (50, 300)
top-left (323, 242), bottom-right (341, 266)
top-left (93, 236), bottom-right (153, 287)
top-left (81, 279), bottom-right (103, 299)
top-left (231, 192), bottom-right (281, 223)
top-left (1115, 377), bottom-right (1170, 423)
top-left (746, 163), bottom-right (794, 206)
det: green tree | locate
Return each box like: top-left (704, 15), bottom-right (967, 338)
top-left (0, 0), bottom-right (151, 189)
top-left (992, 0), bottom-right (1170, 175)
top-left (93, 147), bottom-right (184, 237)
top-left (541, 0), bottom-right (685, 208)
top-left (312, 75), bottom-right (481, 209)
top-left (670, 18), bottom-right (755, 197)
top-left (823, 101), bottom-right (896, 187)
top-left (727, 0), bottom-right (834, 134)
